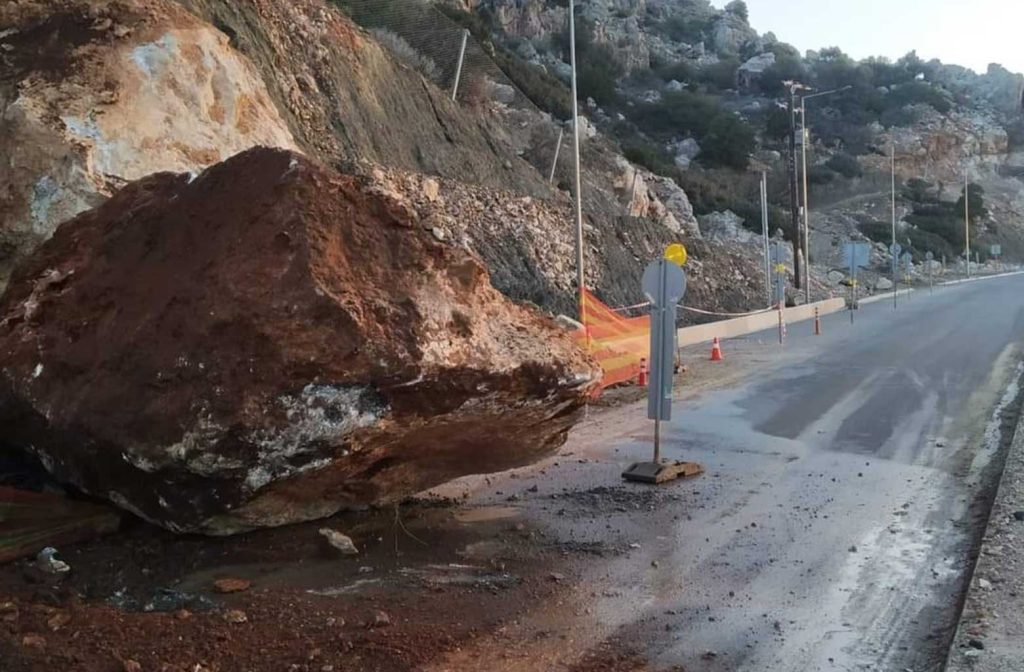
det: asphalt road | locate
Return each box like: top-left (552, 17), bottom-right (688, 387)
top-left (429, 274), bottom-right (1024, 672)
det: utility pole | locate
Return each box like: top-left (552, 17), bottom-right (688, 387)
top-left (761, 172), bottom-right (771, 307)
top-left (964, 171), bottom-right (971, 280)
top-left (797, 86), bottom-right (850, 305)
top-left (799, 105), bottom-right (811, 303)
top-left (568, 1), bottom-right (585, 322)
top-left (891, 140), bottom-right (897, 310)
top-left (785, 84), bottom-right (804, 294)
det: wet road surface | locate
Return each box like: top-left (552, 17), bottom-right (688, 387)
top-left (428, 275), bottom-right (1024, 672)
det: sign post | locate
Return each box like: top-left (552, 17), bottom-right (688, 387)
top-left (770, 240), bottom-right (788, 345)
top-left (926, 251), bottom-right (934, 294)
top-left (843, 241), bottom-right (871, 324)
top-left (889, 242), bottom-right (902, 309)
top-left (991, 244), bottom-right (1002, 272)
top-left (901, 252), bottom-right (913, 298)
top-left (622, 245), bottom-right (704, 484)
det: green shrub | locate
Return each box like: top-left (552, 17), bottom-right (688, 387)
top-left (661, 15), bottom-right (711, 44)
top-left (493, 48), bottom-right (573, 119)
top-left (699, 57), bottom-right (741, 92)
top-left (808, 168), bottom-right (836, 184)
top-left (700, 113), bottom-right (755, 170)
top-left (577, 43), bottom-right (623, 105)
top-left (622, 142), bottom-right (675, 176)
top-left (655, 60), bottom-right (696, 84)
top-left (825, 153), bottom-right (862, 178)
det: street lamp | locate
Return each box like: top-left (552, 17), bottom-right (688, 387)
top-left (798, 85), bottom-right (852, 303)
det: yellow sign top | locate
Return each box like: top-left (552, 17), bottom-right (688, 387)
top-left (665, 243), bottom-right (688, 267)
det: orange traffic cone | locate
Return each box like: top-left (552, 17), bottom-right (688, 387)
top-left (637, 358), bottom-right (649, 387)
top-left (710, 337), bottom-right (724, 362)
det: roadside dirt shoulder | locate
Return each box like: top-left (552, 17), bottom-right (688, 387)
top-left (948, 412), bottom-right (1024, 671)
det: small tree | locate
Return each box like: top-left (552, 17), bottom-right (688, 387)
top-left (701, 113), bottom-right (755, 169)
top-left (725, 0), bottom-right (749, 22)
top-left (956, 183), bottom-right (988, 223)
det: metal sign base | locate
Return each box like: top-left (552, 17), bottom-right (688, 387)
top-left (621, 460), bottom-right (704, 484)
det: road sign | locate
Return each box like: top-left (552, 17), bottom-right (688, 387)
top-left (769, 241), bottom-right (788, 307)
top-left (890, 243), bottom-right (902, 256)
top-left (991, 244), bottom-right (1002, 257)
top-left (925, 251), bottom-right (934, 261)
top-left (642, 259), bottom-right (686, 424)
top-left (842, 242), bottom-right (871, 269)
top-left (844, 240), bottom-right (871, 321)
top-left (665, 243), bottom-right (688, 267)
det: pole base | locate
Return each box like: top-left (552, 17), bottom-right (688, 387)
top-left (621, 460), bottom-right (704, 484)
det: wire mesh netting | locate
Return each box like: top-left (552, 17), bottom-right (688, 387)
top-left (332, 0), bottom-right (557, 114)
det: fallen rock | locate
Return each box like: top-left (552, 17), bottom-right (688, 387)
top-left (698, 211), bottom-right (756, 245)
top-left (319, 528), bottom-right (358, 556)
top-left (369, 610), bottom-right (391, 628)
top-left (0, 148), bottom-right (599, 534)
top-left (21, 634), bottom-right (46, 650)
top-left (223, 609), bottom-right (249, 624)
top-left (1013, 511), bottom-right (1024, 521)
top-left (213, 578), bottom-right (252, 594)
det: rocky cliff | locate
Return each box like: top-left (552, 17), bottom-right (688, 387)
top-left (453, 0), bottom-right (1024, 274)
top-left (0, 0), bottom-right (299, 288)
top-left (2, 0), bottom-right (769, 317)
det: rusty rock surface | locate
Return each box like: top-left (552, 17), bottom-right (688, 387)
top-left (0, 147), bottom-right (599, 535)
top-left (0, 0), bottom-right (297, 289)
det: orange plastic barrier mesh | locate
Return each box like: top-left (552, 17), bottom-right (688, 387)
top-left (574, 289), bottom-right (650, 390)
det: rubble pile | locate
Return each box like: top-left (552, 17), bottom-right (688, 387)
top-left (0, 148), bottom-right (600, 535)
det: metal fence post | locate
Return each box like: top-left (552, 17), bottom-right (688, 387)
top-left (548, 127), bottom-right (563, 184)
top-left (451, 29), bottom-right (469, 102)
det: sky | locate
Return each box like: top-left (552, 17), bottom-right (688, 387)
top-left (711, 0), bottom-right (1024, 75)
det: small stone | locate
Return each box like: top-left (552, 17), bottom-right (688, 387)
top-left (223, 609), bottom-right (248, 624)
top-left (978, 578), bottom-right (993, 590)
top-left (1013, 511), bottom-right (1024, 522)
top-left (123, 659), bottom-right (142, 672)
top-left (549, 572), bottom-right (566, 582)
top-left (431, 227), bottom-right (446, 242)
top-left (174, 609), bottom-right (192, 621)
top-left (319, 528), bottom-right (358, 556)
top-left (213, 578), bottom-right (252, 594)
top-left (46, 612), bottom-right (71, 631)
top-left (421, 178), bottom-right (441, 203)
top-left (968, 638), bottom-right (985, 650)
top-left (369, 610), bottom-right (391, 628)
top-left (848, 545), bottom-right (857, 553)
top-left (21, 634), bottom-right (45, 650)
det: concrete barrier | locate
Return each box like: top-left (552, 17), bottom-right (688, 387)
top-left (677, 297), bottom-right (846, 348)
top-left (858, 288), bottom-right (913, 305)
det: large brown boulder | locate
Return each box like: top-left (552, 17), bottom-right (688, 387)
top-left (0, 147), bottom-right (599, 534)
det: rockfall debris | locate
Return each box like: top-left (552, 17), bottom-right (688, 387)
top-left (0, 147), bottom-right (600, 535)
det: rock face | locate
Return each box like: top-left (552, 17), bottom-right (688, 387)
top-left (0, 148), bottom-right (599, 534)
top-left (698, 211), bottom-right (756, 244)
top-left (0, 0), bottom-right (298, 289)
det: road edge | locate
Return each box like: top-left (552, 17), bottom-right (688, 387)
top-left (946, 388), bottom-right (1024, 671)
